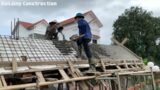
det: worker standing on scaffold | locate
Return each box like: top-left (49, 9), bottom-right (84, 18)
top-left (74, 13), bottom-right (96, 71)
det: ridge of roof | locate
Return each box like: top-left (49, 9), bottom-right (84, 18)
top-left (60, 10), bottom-right (103, 27)
top-left (19, 19), bottom-right (48, 29)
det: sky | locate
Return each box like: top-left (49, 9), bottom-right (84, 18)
top-left (0, 0), bottom-right (160, 44)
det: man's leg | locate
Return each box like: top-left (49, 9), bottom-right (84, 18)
top-left (76, 39), bottom-right (82, 58)
top-left (82, 39), bottom-right (96, 71)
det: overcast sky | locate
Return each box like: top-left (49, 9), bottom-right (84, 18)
top-left (0, 0), bottom-right (160, 44)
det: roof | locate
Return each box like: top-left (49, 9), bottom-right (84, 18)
top-left (70, 43), bottom-right (140, 60)
top-left (12, 19), bottom-right (48, 34)
top-left (60, 10), bottom-right (103, 27)
top-left (0, 36), bottom-right (77, 62)
top-left (18, 19), bottom-right (48, 29)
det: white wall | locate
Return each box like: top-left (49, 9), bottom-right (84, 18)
top-left (58, 23), bottom-right (78, 40)
top-left (34, 22), bottom-right (48, 35)
top-left (18, 22), bottom-right (48, 38)
top-left (17, 15), bottom-right (101, 42)
top-left (19, 25), bottom-right (34, 37)
top-left (58, 15), bottom-right (101, 43)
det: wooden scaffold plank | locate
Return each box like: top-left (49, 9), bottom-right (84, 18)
top-left (35, 71), bottom-right (45, 82)
top-left (100, 59), bottom-right (106, 72)
top-left (59, 69), bottom-right (70, 80)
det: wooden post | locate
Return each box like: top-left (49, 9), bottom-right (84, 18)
top-left (100, 59), bottom-right (106, 72)
top-left (150, 67), bottom-right (156, 90)
top-left (35, 72), bottom-right (45, 82)
top-left (12, 58), bottom-right (17, 73)
top-left (58, 83), bottom-right (63, 90)
top-left (36, 77), bottom-right (40, 90)
top-left (116, 72), bottom-right (121, 90)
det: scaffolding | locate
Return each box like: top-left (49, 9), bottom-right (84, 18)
top-left (0, 36), bottom-right (158, 90)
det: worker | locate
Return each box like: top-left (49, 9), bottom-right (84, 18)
top-left (57, 26), bottom-right (65, 41)
top-left (45, 20), bottom-right (59, 40)
top-left (74, 13), bottom-right (96, 71)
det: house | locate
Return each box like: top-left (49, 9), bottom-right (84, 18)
top-left (12, 19), bottom-right (48, 38)
top-left (12, 10), bottom-right (103, 44)
top-left (59, 10), bottom-right (103, 44)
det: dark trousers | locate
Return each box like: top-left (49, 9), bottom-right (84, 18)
top-left (77, 38), bottom-right (92, 60)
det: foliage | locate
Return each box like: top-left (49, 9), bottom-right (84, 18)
top-left (113, 7), bottom-right (160, 65)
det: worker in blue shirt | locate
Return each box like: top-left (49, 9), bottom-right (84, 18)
top-left (74, 13), bottom-right (96, 71)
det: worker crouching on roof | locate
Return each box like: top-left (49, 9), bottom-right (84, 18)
top-left (45, 20), bottom-right (59, 40)
top-left (74, 13), bottom-right (96, 71)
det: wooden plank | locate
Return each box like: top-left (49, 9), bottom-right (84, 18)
top-left (68, 61), bottom-right (75, 73)
top-left (35, 72), bottom-right (45, 82)
top-left (116, 73), bottom-right (121, 90)
top-left (121, 38), bottom-right (128, 45)
top-left (150, 67), bottom-right (156, 90)
top-left (78, 81), bottom-right (89, 90)
top-left (58, 69), bottom-right (70, 80)
top-left (0, 76), bottom-right (95, 90)
top-left (111, 38), bottom-right (142, 60)
top-left (12, 58), bottom-right (17, 73)
top-left (123, 60), bottom-right (129, 69)
top-left (75, 68), bottom-right (83, 76)
top-left (1, 76), bottom-right (7, 87)
top-left (75, 69), bottom-right (89, 90)
top-left (68, 69), bottom-right (77, 78)
top-left (100, 80), bottom-right (107, 87)
top-left (116, 65), bottom-right (122, 70)
top-left (100, 59), bottom-right (106, 72)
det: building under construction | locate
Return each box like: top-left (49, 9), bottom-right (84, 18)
top-left (0, 35), bottom-right (159, 90)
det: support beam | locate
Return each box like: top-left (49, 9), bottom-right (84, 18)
top-left (121, 38), bottom-right (128, 45)
top-left (116, 73), bottom-right (121, 90)
top-left (0, 76), bottom-right (95, 90)
top-left (59, 69), bottom-right (70, 80)
top-left (100, 59), bottom-right (106, 72)
top-left (35, 72), bottom-right (45, 82)
top-left (123, 60), bottom-right (129, 69)
top-left (68, 61), bottom-right (75, 73)
top-left (1, 76), bottom-right (7, 87)
top-left (150, 67), bottom-right (156, 90)
top-left (12, 58), bottom-right (17, 73)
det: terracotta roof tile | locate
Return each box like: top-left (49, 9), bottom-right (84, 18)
top-left (19, 21), bottom-right (33, 29)
top-left (19, 19), bottom-right (48, 29)
top-left (60, 10), bottom-right (92, 26)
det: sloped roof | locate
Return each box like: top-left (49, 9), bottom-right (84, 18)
top-left (60, 10), bottom-right (103, 27)
top-left (0, 36), bottom-right (77, 62)
top-left (0, 35), bottom-right (140, 62)
top-left (19, 21), bottom-right (33, 29)
top-left (19, 19), bottom-right (48, 29)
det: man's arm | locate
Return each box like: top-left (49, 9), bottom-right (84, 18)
top-left (70, 34), bottom-right (85, 41)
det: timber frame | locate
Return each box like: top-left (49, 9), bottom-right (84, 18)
top-left (0, 36), bottom-right (157, 90)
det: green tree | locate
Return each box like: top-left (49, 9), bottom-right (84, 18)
top-left (113, 7), bottom-right (160, 64)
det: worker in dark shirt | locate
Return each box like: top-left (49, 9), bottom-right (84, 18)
top-left (45, 20), bottom-right (59, 40)
top-left (74, 13), bottom-right (96, 71)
